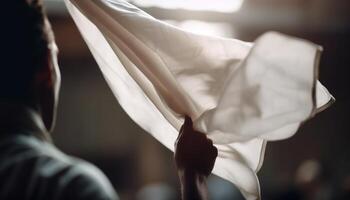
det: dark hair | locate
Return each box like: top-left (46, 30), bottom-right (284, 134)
top-left (0, 0), bottom-right (54, 102)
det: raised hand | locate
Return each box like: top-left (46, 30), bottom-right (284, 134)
top-left (175, 116), bottom-right (218, 200)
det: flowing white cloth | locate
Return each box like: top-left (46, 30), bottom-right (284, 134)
top-left (64, 0), bottom-right (334, 199)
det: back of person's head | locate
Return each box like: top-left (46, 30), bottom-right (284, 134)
top-left (0, 0), bottom-right (60, 133)
top-left (0, 0), bottom-right (55, 105)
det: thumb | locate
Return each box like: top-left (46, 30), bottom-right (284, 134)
top-left (184, 115), bottom-right (193, 128)
top-left (182, 115), bottom-right (196, 138)
top-left (176, 115), bottom-right (192, 144)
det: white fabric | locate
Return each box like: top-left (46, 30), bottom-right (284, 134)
top-left (64, 0), bottom-right (334, 199)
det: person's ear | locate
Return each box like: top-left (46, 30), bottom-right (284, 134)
top-left (34, 50), bottom-right (55, 89)
top-left (33, 50), bottom-right (56, 132)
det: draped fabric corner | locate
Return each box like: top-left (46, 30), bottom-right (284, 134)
top-left (64, 0), bottom-right (334, 199)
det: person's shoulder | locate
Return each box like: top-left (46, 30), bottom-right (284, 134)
top-left (36, 140), bottom-right (119, 200)
top-left (66, 158), bottom-right (119, 199)
top-left (0, 134), bottom-right (119, 200)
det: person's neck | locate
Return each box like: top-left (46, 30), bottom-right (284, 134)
top-left (0, 101), bottom-right (51, 141)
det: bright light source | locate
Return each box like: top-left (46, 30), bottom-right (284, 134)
top-left (166, 20), bottom-right (235, 38)
top-left (129, 0), bottom-right (244, 13)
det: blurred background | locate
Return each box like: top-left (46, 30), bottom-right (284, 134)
top-left (44, 0), bottom-right (349, 199)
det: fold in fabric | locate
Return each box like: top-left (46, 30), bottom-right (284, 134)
top-left (64, 0), bottom-right (334, 199)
